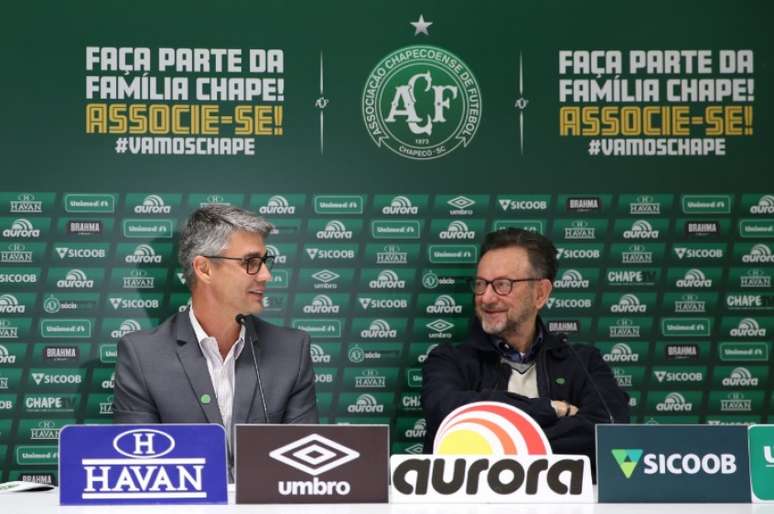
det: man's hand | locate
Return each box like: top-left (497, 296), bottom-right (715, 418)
top-left (551, 400), bottom-right (579, 417)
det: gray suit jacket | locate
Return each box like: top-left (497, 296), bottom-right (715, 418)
top-left (113, 309), bottom-right (318, 427)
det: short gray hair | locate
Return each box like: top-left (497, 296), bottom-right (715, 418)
top-left (178, 205), bottom-right (273, 288)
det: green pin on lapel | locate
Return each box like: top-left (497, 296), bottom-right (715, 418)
top-left (555, 377), bottom-right (566, 385)
top-left (200, 394), bottom-right (211, 404)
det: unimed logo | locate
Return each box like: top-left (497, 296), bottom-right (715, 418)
top-left (391, 402), bottom-right (592, 502)
top-left (269, 433), bottom-right (360, 496)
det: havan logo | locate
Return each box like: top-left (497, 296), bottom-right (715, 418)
top-left (80, 428), bottom-right (206, 499)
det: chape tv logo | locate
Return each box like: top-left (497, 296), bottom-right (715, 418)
top-left (390, 402), bottom-right (593, 502)
top-left (269, 433), bottom-right (360, 496)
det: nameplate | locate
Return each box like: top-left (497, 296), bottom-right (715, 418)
top-left (59, 424), bottom-right (228, 505)
top-left (596, 424), bottom-right (751, 502)
top-left (235, 424), bottom-right (388, 503)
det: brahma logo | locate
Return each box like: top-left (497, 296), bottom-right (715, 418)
top-left (750, 194), bottom-right (774, 214)
top-left (656, 392), bottom-right (693, 412)
top-left (260, 195), bottom-right (296, 215)
top-left (604, 343), bottom-right (639, 363)
top-left (426, 295), bottom-right (462, 314)
top-left (391, 402), bottom-right (592, 502)
top-left (553, 269), bottom-right (589, 289)
top-left (730, 318), bottom-right (766, 337)
top-left (3, 218), bottom-right (40, 238)
top-left (0, 294), bottom-right (25, 314)
top-left (369, 269), bottom-right (405, 289)
top-left (347, 394), bottom-right (384, 414)
top-left (722, 367), bottom-right (759, 387)
top-left (623, 220), bottom-right (659, 239)
top-left (269, 433), bottom-right (359, 496)
top-left (439, 220), bottom-right (475, 240)
top-left (743, 244), bottom-right (774, 264)
top-left (134, 194), bottom-right (171, 214)
top-left (57, 269), bottom-right (94, 289)
top-left (383, 196), bottom-right (418, 215)
top-left (125, 244), bottom-right (162, 264)
top-left (611, 294), bottom-right (647, 313)
top-left (360, 319), bottom-right (397, 339)
top-left (676, 269), bottom-right (712, 288)
top-left (303, 295), bottom-right (340, 314)
top-left (316, 220), bottom-right (353, 240)
top-left (110, 319), bottom-right (143, 339)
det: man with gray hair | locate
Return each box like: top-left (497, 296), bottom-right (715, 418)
top-left (114, 205), bottom-right (318, 449)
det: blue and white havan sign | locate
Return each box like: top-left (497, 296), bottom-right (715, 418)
top-left (59, 424), bottom-right (228, 505)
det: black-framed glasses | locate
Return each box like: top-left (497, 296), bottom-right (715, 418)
top-left (203, 253), bottom-right (275, 275)
top-left (468, 277), bottom-right (544, 296)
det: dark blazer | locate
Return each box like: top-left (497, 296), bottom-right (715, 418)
top-left (113, 309), bottom-right (318, 428)
top-left (421, 317), bottom-right (629, 462)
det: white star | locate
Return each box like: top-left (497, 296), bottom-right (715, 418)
top-left (410, 15), bottom-right (433, 36)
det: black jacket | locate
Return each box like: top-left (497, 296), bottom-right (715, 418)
top-left (421, 317), bottom-right (629, 462)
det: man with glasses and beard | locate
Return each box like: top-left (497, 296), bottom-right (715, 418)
top-left (114, 205), bottom-right (317, 463)
top-left (421, 228), bottom-right (628, 463)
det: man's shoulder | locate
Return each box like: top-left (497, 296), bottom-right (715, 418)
top-left (119, 312), bottom-right (181, 350)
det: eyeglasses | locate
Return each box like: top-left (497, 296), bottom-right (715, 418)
top-left (468, 277), bottom-right (544, 296)
top-left (203, 252), bottom-right (275, 275)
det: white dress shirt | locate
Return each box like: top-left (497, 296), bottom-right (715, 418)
top-left (188, 307), bottom-right (245, 441)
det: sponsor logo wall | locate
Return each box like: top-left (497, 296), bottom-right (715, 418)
top-left (0, 191), bottom-right (772, 483)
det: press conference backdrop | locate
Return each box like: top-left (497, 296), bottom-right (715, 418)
top-left (0, 0), bottom-right (770, 484)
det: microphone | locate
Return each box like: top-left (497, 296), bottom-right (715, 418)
top-left (236, 314), bottom-right (270, 424)
top-left (560, 334), bottom-right (615, 424)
